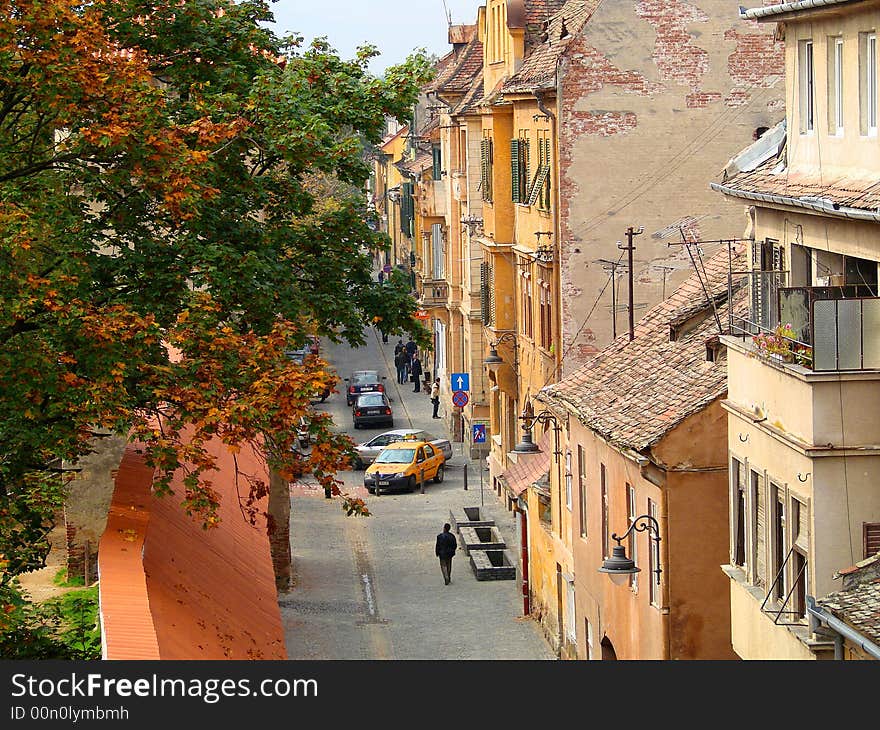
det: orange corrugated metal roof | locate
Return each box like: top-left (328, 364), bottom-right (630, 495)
top-left (99, 434), bottom-right (287, 660)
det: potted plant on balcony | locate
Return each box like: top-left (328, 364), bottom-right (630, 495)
top-left (752, 323), bottom-right (812, 368)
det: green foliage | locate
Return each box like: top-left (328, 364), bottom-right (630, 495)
top-left (0, 0), bottom-right (435, 608)
top-left (0, 582), bottom-right (100, 659)
top-left (53, 567), bottom-right (85, 587)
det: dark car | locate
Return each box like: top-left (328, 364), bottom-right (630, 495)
top-left (352, 392), bottom-right (394, 430)
top-left (344, 370), bottom-right (386, 406)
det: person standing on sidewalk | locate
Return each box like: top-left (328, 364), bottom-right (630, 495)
top-left (435, 523), bottom-right (457, 585)
top-left (430, 377), bottom-right (441, 418)
top-left (395, 348), bottom-right (409, 384)
top-left (410, 354), bottom-right (423, 392)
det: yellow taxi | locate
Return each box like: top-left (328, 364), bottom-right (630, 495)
top-left (363, 437), bottom-right (446, 493)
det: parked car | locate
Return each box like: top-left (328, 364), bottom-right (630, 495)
top-left (352, 428), bottom-right (453, 469)
top-left (284, 335), bottom-right (320, 365)
top-left (344, 370), bottom-right (386, 406)
top-left (363, 439), bottom-right (445, 493)
top-left (352, 392), bottom-right (393, 429)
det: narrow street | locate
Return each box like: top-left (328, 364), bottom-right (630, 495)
top-left (280, 326), bottom-right (555, 660)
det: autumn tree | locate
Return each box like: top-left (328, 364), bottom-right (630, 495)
top-left (0, 0), bottom-right (433, 603)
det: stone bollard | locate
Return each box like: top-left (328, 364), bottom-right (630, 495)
top-left (463, 463), bottom-right (468, 491)
top-left (373, 471), bottom-right (381, 496)
top-left (420, 468), bottom-right (426, 494)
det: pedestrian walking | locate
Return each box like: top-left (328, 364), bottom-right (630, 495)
top-left (394, 340), bottom-right (404, 358)
top-left (395, 348), bottom-right (409, 384)
top-left (410, 354), bottom-right (423, 392)
top-left (430, 377), bottom-right (441, 418)
top-left (435, 523), bottom-right (457, 585)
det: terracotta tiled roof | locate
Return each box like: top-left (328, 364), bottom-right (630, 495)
top-left (712, 121), bottom-right (880, 217)
top-left (538, 246), bottom-right (748, 452)
top-left (497, 432), bottom-right (552, 497)
top-left (524, 0), bottom-right (569, 49)
top-left (99, 436), bottom-right (287, 660)
top-left (396, 150), bottom-right (433, 176)
top-left (818, 552), bottom-right (880, 649)
top-left (452, 75), bottom-right (484, 116)
top-left (430, 32), bottom-right (483, 96)
top-left (502, 0), bottom-right (595, 94)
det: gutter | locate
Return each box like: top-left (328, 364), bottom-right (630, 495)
top-left (710, 181), bottom-right (880, 222)
top-left (806, 595), bottom-right (880, 659)
top-left (741, 0), bottom-right (859, 21)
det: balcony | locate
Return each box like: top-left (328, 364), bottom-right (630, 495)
top-left (730, 273), bottom-right (879, 372)
top-left (420, 279), bottom-right (448, 307)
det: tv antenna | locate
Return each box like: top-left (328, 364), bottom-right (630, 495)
top-left (441, 0), bottom-right (452, 25)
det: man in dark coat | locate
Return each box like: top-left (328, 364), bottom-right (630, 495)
top-left (409, 355), bottom-right (423, 392)
top-left (394, 348), bottom-right (409, 384)
top-left (404, 337), bottom-right (417, 362)
top-left (435, 523), bottom-right (457, 585)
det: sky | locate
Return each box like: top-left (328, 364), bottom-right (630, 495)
top-left (263, 0), bottom-right (483, 73)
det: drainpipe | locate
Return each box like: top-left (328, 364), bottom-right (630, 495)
top-left (807, 595), bottom-right (880, 660)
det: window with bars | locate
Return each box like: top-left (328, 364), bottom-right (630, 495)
top-left (510, 132), bottom-right (530, 204)
top-left (480, 136), bottom-right (493, 202)
top-left (480, 260), bottom-right (495, 326)
top-left (527, 132), bottom-right (551, 210)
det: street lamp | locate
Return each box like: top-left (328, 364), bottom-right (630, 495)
top-left (483, 331), bottom-right (518, 377)
top-left (599, 514), bottom-right (662, 586)
top-left (513, 401), bottom-right (562, 457)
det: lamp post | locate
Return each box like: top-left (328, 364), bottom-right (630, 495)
top-left (482, 330), bottom-right (519, 378)
top-left (513, 401), bottom-right (562, 458)
top-left (599, 514), bottom-right (662, 586)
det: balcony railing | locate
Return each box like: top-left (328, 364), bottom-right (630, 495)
top-left (730, 273), bottom-right (880, 371)
top-left (420, 279), bottom-right (448, 307)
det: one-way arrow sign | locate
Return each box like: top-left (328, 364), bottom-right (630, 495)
top-left (450, 372), bottom-right (470, 392)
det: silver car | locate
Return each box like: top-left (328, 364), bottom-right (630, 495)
top-left (352, 428), bottom-right (453, 469)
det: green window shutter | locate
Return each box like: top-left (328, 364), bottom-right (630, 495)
top-left (480, 139), bottom-right (489, 200)
top-left (522, 139), bottom-right (530, 203)
top-left (486, 139), bottom-right (493, 201)
top-left (510, 138), bottom-right (521, 203)
top-left (432, 146), bottom-right (442, 181)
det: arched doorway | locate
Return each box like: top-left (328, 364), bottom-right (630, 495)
top-left (600, 635), bottom-right (617, 660)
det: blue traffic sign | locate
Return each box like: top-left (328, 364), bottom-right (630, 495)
top-left (450, 372), bottom-right (470, 392)
top-left (452, 390), bottom-right (469, 408)
top-left (472, 424), bottom-right (486, 443)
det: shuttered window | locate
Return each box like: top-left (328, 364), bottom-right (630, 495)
top-left (511, 134), bottom-right (530, 203)
top-left (752, 469), bottom-right (766, 587)
top-left (864, 522), bottom-right (880, 558)
top-left (792, 497), bottom-right (810, 552)
top-left (527, 134), bottom-right (551, 209)
top-left (432, 145), bottom-right (442, 181)
top-left (480, 137), bottom-right (493, 202)
top-left (480, 260), bottom-right (495, 326)
top-left (400, 182), bottom-right (414, 237)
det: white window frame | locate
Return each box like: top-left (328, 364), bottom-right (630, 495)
top-left (799, 39), bottom-right (815, 133)
top-left (830, 37), bottom-right (844, 135)
top-left (863, 32), bottom-right (878, 136)
top-left (627, 483), bottom-right (638, 593)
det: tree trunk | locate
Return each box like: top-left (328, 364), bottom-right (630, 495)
top-left (267, 468), bottom-right (291, 592)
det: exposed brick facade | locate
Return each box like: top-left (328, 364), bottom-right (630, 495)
top-left (557, 1), bottom-right (784, 375)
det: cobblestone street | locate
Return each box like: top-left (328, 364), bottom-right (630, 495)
top-left (281, 328), bottom-right (555, 660)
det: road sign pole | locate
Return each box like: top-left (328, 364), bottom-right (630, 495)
top-left (463, 463), bottom-right (468, 491)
